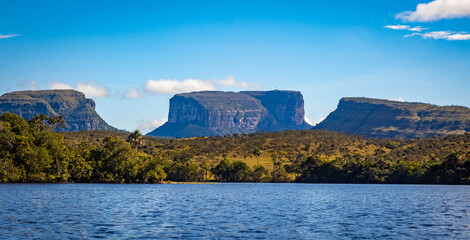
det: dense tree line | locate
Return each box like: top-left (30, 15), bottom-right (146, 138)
top-left (0, 114), bottom-right (166, 183)
top-left (1, 113), bottom-right (470, 184)
top-left (293, 153), bottom-right (470, 184)
top-left (211, 159), bottom-right (271, 182)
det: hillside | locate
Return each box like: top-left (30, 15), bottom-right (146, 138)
top-left (63, 129), bottom-right (470, 171)
top-left (0, 90), bottom-right (117, 131)
top-left (315, 97), bottom-right (470, 139)
top-left (2, 110), bottom-right (470, 184)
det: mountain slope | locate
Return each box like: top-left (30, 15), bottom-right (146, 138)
top-left (315, 97), bottom-right (470, 139)
top-left (0, 89), bottom-right (117, 131)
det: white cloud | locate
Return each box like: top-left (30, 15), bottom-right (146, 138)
top-left (51, 81), bottom-right (73, 89)
top-left (444, 32), bottom-right (470, 40)
top-left (143, 76), bottom-right (261, 95)
top-left (392, 97), bottom-right (406, 102)
top-left (384, 25), bottom-right (429, 32)
top-left (136, 118), bottom-right (167, 134)
top-left (384, 24), bottom-right (410, 30)
top-left (409, 26), bottom-right (428, 32)
top-left (397, 0), bottom-right (470, 22)
top-left (0, 34), bottom-right (19, 39)
top-left (125, 87), bottom-right (144, 99)
top-left (214, 76), bottom-right (260, 89)
top-left (304, 116), bottom-right (313, 125)
top-left (405, 30), bottom-right (470, 40)
top-left (50, 81), bottom-right (110, 98)
top-left (144, 78), bottom-right (217, 95)
top-left (76, 82), bottom-right (109, 98)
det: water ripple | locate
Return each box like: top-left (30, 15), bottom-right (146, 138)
top-left (1, 183), bottom-right (470, 239)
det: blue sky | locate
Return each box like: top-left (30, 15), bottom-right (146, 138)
top-left (1, 0), bottom-right (469, 132)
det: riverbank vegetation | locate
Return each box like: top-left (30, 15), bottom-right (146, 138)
top-left (1, 113), bottom-right (470, 184)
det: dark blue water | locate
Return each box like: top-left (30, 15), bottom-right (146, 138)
top-left (1, 184), bottom-right (469, 239)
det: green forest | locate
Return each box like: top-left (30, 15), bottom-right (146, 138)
top-left (1, 113), bottom-right (470, 184)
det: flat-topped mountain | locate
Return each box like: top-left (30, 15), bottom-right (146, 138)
top-left (0, 89), bottom-right (117, 131)
top-left (314, 97), bottom-right (470, 139)
top-left (147, 90), bottom-right (311, 138)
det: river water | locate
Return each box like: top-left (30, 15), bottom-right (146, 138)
top-left (1, 183), bottom-right (469, 239)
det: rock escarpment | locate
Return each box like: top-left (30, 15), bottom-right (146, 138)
top-left (147, 90), bottom-right (311, 138)
top-left (242, 91), bottom-right (306, 130)
top-left (314, 97), bottom-right (470, 139)
top-left (0, 90), bottom-right (117, 131)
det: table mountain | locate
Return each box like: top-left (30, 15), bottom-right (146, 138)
top-left (0, 89), bottom-right (117, 131)
top-left (314, 97), bottom-right (470, 139)
top-left (147, 90), bottom-right (311, 138)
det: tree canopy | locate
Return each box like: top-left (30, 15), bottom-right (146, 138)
top-left (2, 113), bottom-right (470, 184)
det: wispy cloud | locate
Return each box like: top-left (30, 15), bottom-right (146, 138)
top-left (392, 97), bottom-right (405, 102)
top-left (50, 81), bottom-right (110, 98)
top-left (384, 25), bottom-right (428, 32)
top-left (18, 80), bottom-right (40, 90)
top-left (384, 24), bottom-right (410, 30)
top-left (409, 26), bottom-right (428, 32)
top-left (76, 82), bottom-right (109, 98)
top-left (384, 23), bottom-right (467, 41)
top-left (125, 87), bottom-right (144, 99)
top-left (144, 76), bottom-right (260, 95)
top-left (214, 76), bottom-right (260, 89)
top-left (405, 30), bottom-right (470, 40)
top-left (136, 118), bottom-right (167, 134)
top-left (50, 81), bottom-right (73, 89)
top-left (397, 0), bottom-right (470, 22)
top-left (0, 34), bottom-right (19, 39)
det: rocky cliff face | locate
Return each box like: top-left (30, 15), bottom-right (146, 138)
top-left (242, 91), bottom-right (306, 129)
top-left (0, 90), bottom-right (117, 131)
top-left (314, 97), bottom-right (470, 139)
top-left (147, 90), bottom-right (311, 138)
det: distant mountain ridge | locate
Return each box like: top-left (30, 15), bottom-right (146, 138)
top-left (147, 90), bottom-right (311, 137)
top-left (0, 89), bottom-right (117, 131)
top-left (3, 89), bottom-right (467, 139)
top-left (314, 97), bottom-right (470, 139)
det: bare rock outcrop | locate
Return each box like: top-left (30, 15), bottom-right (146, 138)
top-left (147, 90), bottom-right (311, 138)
